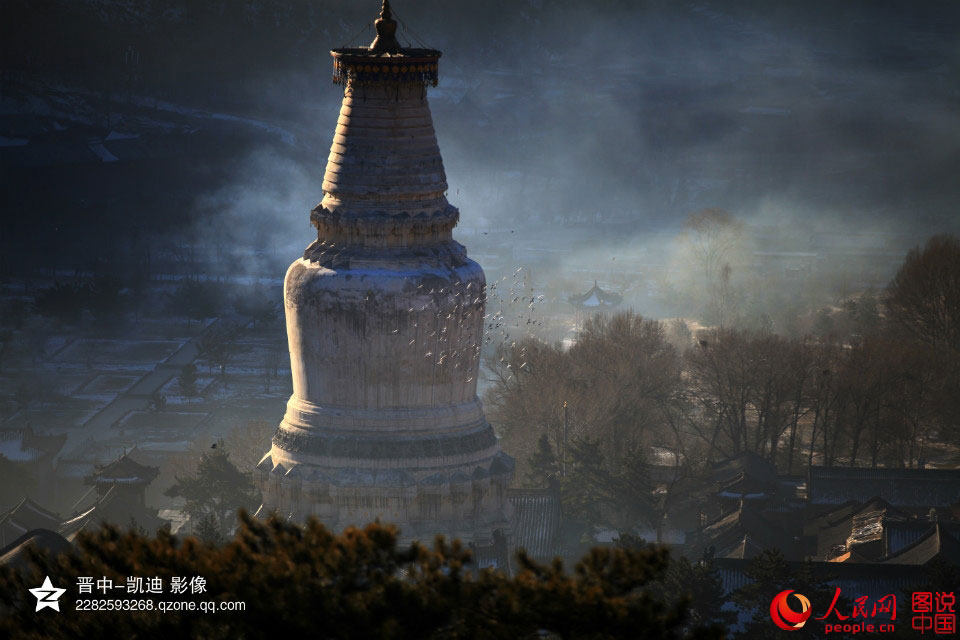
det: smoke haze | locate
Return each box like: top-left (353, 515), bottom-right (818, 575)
top-left (2, 0), bottom-right (958, 328)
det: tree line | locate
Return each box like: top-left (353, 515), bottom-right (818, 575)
top-left (0, 512), bottom-right (726, 640)
top-left (486, 234), bottom-right (960, 537)
top-left (4, 512), bottom-right (954, 639)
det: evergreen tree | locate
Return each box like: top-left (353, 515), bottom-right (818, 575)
top-left (526, 431), bottom-right (560, 487)
top-left (561, 438), bottom-right (655, 542)
top-left (165, 440), bottom-right (259, 538)
top-left (560, 436), bottom-right (609, 545)
top-left (664, 554), bottom-right (736, 634)
top-left (148, 391), bottom-right (167, 413)
top-left (732, 549), bottom-right (840, 639)
top-left (33, 282), bottom-right (86, 324)
top-left (609, 444), bottom-right (655, 530)
top-left (0, 513), bottom-right (726, 640)
top-left (193, 513), bottom-right (225, 545)
top-left (87, 275), bottom-right (126, 327)
top-left (179, 362), bottom-right (199, 397)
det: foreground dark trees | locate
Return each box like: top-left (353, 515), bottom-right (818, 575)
top-left (0, 514), bottom-right (724, 640)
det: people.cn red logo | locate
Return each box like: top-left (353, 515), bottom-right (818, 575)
top-left (771, 589), bottom-right (813, 631)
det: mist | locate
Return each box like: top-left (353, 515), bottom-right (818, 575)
top-left (135, 0), bottom-right (960, 333)
top-left (5, 1), bottom-right (958, 309)
top-left (2, 2), bottom-right (960, 630)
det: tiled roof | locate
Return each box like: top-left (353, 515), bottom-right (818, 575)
top-left (88, 451), bottom-right (159, 485)
top-left (808, 467), bottom-right (960, 507)
top-left (717, 534), bottom-right (766, 559)
top-left (0, 529), bottom-right (72, 569)
top-left (715, 557), bottom-right (930, 600)
top-left (694, 503), bottom-right (795, 559)
top-left (877, 524), bottom-right (960, 566)
top-left (0, 498), bottom-right (62, 547)
top-left (884, 520), bottom-right (960, 555)
top-left (509, 488), bottom-right (563, 560)
top-left (805, 497), bottom-right (907, 561)
top-left (711, 452), bottom-right (776, 485)
top-left (59, 485), bottom-right (165, 539)
top-left (0, 427), bottom-right (66, 462)
top-left (717, 472), bottom-right (769, 498)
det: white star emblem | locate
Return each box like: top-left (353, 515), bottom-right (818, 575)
top-left (29, 576), bottom-right (66, 612)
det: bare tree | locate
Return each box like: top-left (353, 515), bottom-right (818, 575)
top-left (683, 209), bottom-right (745, 286)
top-left (485, 311), bottom-right (683, 480)
top-left (196, 324), bottom-right (241, 382)
top-left (228, 420), bottom-right (276, 472)
top-left (886, 234), bottom-right (960, 354)
top-left (783, 336), bottom-right (816, 474)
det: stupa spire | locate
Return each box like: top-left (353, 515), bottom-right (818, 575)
top-left (369, 1), bottom-right (400, 53)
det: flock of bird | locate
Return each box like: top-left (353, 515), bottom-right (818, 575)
top-left (385, 266), bottom-right (548, 386)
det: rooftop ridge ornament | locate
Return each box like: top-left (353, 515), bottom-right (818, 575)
top-left (330, 1), bottom-right (441, 87)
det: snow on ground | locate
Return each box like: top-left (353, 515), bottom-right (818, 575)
top-left (20, 406), bottom-right (103, 430)
top-left (68, 392), bottom-right (119, 406)
top-left (119, 410), bottom-right (209, 431)
top-left (158, 374), bottom-right (217, 404)
top-left (75, 373), bottom-right (141, 395)
top-left (51, 338), bottom-right (186, 365)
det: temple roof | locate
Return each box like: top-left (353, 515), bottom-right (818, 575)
top-left (711, 451), bottom-right (777, 485)
top-left (60, 484), bottom-right (166, 539)
top-left (807, 466), bottom-right (960, 507)
top-left (86, 451), bottom-right (159, 486)
top-left (885, 519), bottom-right (960, 555)
top-left (568, 281), bottom-right (622, 309)
top-left (718, 534), bottom-right (767, 560)
top-left (696, 502), bottom-right (796, 559)
top-left (0, 497), bottom-right (62, 547)
top-left (508, 487), bottom-right (563, 560)
top-left (805, 496), bottom-right (908, 561)
top-left (0, 427), bottom-right (67, 463)
top-left (874, 523), bottom-right (960, 566)
top-left (716, 472), bottom-right (770, 500)
top-left (0, 528), bottom-right (72, 569)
